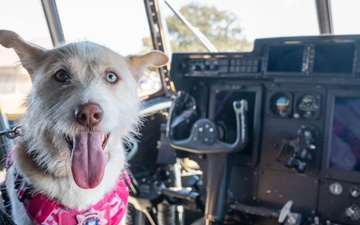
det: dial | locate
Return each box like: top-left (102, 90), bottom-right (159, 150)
top-left (296, 94), bottom-right (321, 119)
top-left (329, 182), bottom-right (343, 196)
top-left (270, 93), bottom-right (292, 117)
top-left (345, 205), bottom-right (360, 221)
top-left (350, 186), bottom-right (360, 198)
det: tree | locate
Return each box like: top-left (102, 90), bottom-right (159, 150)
top-left (143, 3), bottom-right (252, 52)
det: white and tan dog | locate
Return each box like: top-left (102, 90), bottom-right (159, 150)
top-left (0, 30), bottom-right (168, 225)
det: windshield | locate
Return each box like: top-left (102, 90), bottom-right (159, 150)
top-left (1, 0), bottom-right (360, 120)
top-left (162, 0), bottom-right (319, 52)
top-left (161, 0), bottom-right (360, 53)
top-left (0, 0), bottom-right (51, 120)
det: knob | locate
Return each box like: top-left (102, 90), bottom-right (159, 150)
top-left (349, 186), bottom-right (360, 198)
top-left (345, 204), bottom-right (360, 221)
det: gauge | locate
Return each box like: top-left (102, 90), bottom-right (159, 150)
top-left (270, 92), bottom-right (292, 117)
top-left (329, 182), bottom-right (343, 196)
top-left (296, 94), bottom-right (321, 119)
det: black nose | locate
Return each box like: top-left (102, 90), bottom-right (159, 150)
top-left (74, 103), bottom-right (103, 128)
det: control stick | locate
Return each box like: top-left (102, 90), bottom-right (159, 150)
top-left (167, 91), bottom-right (249, 224)
top-left (279, 125), bottom-right (316, 173)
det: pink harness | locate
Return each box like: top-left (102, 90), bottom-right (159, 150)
top-left (6, 151), bottom-right (130, 225)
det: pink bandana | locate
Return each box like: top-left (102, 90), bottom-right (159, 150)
top-left (6, 150), bottom-right (130, 225)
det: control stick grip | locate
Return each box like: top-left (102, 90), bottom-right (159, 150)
top-left (169, 99), bottom-right (248, 154)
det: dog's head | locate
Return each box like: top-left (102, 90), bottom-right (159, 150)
top-left (0, 30), bottom-right (168, 189)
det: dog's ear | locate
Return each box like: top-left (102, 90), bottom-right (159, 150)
top-left (0, 30), bottom-right (45, 75)
top-left (128, 50), bottom-right (169, 81)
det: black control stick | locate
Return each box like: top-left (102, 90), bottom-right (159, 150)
top-left (279, 125), bottom-right (316, 173)
top-left (167, 91), bottom-right (249, 224)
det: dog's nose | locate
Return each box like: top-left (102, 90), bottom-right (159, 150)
top-left (74, 103), bottom-right (103, 128)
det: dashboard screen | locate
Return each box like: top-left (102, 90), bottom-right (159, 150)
top-left (313, 43), bottom-right (355, 73)
top-left (267, 45), bottom-right (304, 72)
top-left (330, 96), bottom-right (360, 171)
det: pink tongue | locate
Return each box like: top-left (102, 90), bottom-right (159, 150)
top-left (71, 132), bottom-right (106, 189)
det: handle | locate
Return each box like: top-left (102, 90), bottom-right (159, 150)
top-left (169, 99), bottom-right (248, 154)
top-left (205, 153), bottom-right (228, 224)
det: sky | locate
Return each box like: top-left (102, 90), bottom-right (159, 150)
top-left (0, 0), bottom-right (360, 66)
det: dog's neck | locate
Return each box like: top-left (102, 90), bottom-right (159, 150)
top-left (16, 134), bottom-right (72, 178)
top-left (26, 145), bottom-right (51, 171)
top-left (13, 140), bottom-right (52, 178)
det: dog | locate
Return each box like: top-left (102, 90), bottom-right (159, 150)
top-left (0, 30), bottom-right (168, 225)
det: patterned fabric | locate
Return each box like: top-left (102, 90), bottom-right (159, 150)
top-left (5, 150), bottom-right (130, 225)
top-left (0, 207), bottom-right (15, 225)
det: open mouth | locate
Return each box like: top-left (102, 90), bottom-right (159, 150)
top-left (65, 132), bottom-right (111, 189)
top-left (65, 133), bottom-right (110, 150)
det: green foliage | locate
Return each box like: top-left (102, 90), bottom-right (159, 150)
top-left (143, 3), bottom-right (252, 52)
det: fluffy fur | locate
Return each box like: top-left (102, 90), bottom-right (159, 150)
top-left (0, 30), bottom-right (168, 224)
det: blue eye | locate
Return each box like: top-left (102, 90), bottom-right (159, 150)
top-left (106, 72), bottom-right (118, 83)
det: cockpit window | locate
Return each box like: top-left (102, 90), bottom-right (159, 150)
top-left (162, 0), bottom-right (318, 53)
top-left (331, 0), bottom-right (360, 34)
top-left (56, 0), bottom-right (161, 97)
top-left (0, 0), bottom-right (51, 120)
top-left (56, 0), bottom-right (149, 56)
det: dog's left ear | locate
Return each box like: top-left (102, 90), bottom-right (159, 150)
top-left (0, 30), bottom-right (45, 75)
top-left (128, 50), bottom-right (169, 81)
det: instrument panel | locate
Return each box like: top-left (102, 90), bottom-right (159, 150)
top-left (295, 93), bottom-right (321, 119)
top-left (170, 35), bottom-right (360, 225)
top-left (269, 92), bottom-right (293, 118)
top-left (268, 92), bottom-right (322, 119)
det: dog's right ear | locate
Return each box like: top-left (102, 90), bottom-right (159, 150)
top-left (0, 30), bottom-right (45, 75)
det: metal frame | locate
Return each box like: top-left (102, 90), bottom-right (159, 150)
top-left (164, 0), bottom-right (218, 52)
top-left (41, 0), bottom-right (65, 46)
top-left (143, 0), bottom-right (174, 97)
top-left (315, 0), bottom-right (333, 34)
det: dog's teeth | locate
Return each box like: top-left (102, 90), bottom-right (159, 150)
top-left (101, 133), bottom-right (110, 149)
top-left (64, 135), bottom-right (74, 150)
